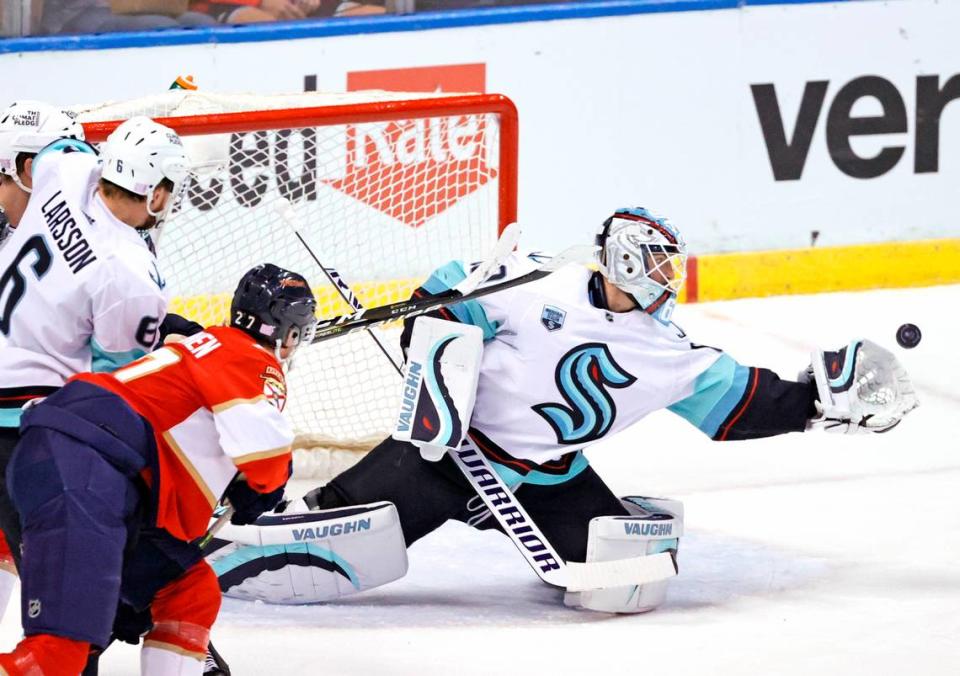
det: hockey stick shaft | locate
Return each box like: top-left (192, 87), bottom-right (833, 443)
top-left (310, 240), bottom-right (595, 344)
top-left (198, 503), bottom-right (234, 550)
top-left (450, 439), bottom-right (566, 586)
top-left (452, 438), bottom-right (676, 591)
top-left (275, 199), bottom-right (403, 375)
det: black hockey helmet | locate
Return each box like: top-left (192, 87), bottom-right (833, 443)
top-left (231, 263), bottom-right (317, 359)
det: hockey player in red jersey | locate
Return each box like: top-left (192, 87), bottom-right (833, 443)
top-left (0, 263), bottom-right (317, 676)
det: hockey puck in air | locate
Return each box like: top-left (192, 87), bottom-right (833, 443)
top-left (896, 323), bottom-right (921, 349)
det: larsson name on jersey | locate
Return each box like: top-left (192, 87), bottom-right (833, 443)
top-left (40, 190), bottom-right (96, 274)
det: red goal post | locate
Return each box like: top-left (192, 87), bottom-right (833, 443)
top-left (76, 90), bottom-right (518, 479)
top-left (81, 94), bottom-right (518, 233)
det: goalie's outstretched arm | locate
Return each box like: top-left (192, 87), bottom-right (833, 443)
top-left (668, 352), bottom-right (817, 441)
top-left (667, 339), bottom-right (917, 440)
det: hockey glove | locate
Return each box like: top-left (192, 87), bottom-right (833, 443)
top-left (803, 339), bottom-right (918, 434)
top-left (158, 312), bottom-right (204, 345)
top-left (224, 466), bottom-right (291, 525)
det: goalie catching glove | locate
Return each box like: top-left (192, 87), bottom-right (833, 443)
top-left (805, 339), bottom-right (918, 434)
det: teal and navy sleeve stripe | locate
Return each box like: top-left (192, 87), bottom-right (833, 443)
top-left (417, 260), bottom-right (500, 340)
top-left (668, 354), bottom-right (751, 439)
top-left (91, 337), bottom-right (147, 373)
top-left (669, 354), bottom-right (814, 440)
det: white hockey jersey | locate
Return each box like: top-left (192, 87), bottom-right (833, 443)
top-left (0, 145), bottom-right (167, 427)
top-left (420, 254), bottom-right (753, 478)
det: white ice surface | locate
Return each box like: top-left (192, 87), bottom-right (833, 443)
top-left (2, 285), bottom-right (958, 674)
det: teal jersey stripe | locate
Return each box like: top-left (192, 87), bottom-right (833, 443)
top-left (91, 337), bottom-right (147, 373)
top-left (0, 408), bottom-right (23, 429)
top-left (488, 451), bottom-right (589, 490)
top-left (668, 353), bottom-right (751, 437)
top-left (421, 261), bottom-right (499, 340)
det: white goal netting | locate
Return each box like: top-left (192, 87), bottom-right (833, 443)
top-left (75, 90), bottom-right (517, 479)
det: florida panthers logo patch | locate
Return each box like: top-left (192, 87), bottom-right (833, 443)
top-left (260, 366), bottom-right (287, 412)
top-left (532, 343), bottom-right (636, 445)
top-left (541, 305), bottom-right (566, 332)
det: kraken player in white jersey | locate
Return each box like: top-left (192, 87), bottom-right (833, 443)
top-left (212, 207), bottom-right (917, 614)
top-left (0, 112), bottom-right (189, 581)
top-left (0, 101), bottom-right (88, 612)
top-left (0, 102), bottom-right (85, 250)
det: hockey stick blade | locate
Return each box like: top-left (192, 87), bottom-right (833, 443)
top-left (311, 242), bottom-right (598, 344)
top-left (276, 198), bottom-right (402, 373)
top-left (454, 221), bottom-right (520, 296)
top-left (562, 553), bottom-right (677, 592)
top-left (274, 199), bottom-right (365, 314)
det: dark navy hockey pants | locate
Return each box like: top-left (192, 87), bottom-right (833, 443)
top-left (8, 381), bottom-right (153, 647)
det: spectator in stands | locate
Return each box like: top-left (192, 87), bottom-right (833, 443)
top-left (191, 0), bottom-right (384, 22)
top-left (417, 0), bottom-right (569, 8)
top-left (42, 0), bottom-right (217, 34)
top-left (41, 0), bottom-right (382, 33)
top-left (329, 1), bottom-right (386, 16)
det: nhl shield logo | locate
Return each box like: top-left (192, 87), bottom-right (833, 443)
top-left (541, 305), bottom-right (566, 332)
top-left (27, 599), bottom-right (41, 618)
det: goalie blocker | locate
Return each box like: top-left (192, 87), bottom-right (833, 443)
top-left (393, 316), bottom-right (484, 461)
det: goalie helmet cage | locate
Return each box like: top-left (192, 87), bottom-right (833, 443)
top-left (76, 90), bottom-right (517, 479)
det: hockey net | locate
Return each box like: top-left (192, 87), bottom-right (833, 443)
top-left (75, 90), bottom-right (517, 480)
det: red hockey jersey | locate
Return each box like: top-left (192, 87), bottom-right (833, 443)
top-left (76, 326), bottom-right (294, 541)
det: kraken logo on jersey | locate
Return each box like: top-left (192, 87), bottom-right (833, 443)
top-left (532, 343), bottom-right (636, 445)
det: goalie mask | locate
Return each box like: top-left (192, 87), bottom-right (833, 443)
top-left (99, 116), bottom-right (189, 229)
top-left (596, 207), bottom-right (687, 324)
top-left (231, 264), bottom-right (317, 364)
top-left (0, 100), bottom-right (85, 193)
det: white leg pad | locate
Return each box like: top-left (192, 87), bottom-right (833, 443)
top-left (205, 501), bottom-right (408, 605)
top-left (564, 496), bottom-right (683, 614)
top-left (140, 645), bottom-right (203, 676)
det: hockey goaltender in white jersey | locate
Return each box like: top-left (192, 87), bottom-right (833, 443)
top-left (208, 207), bottom-right (918, 615)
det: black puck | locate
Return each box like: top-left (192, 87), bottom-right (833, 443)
top-left (896, 323), bottom-right (922, 349)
